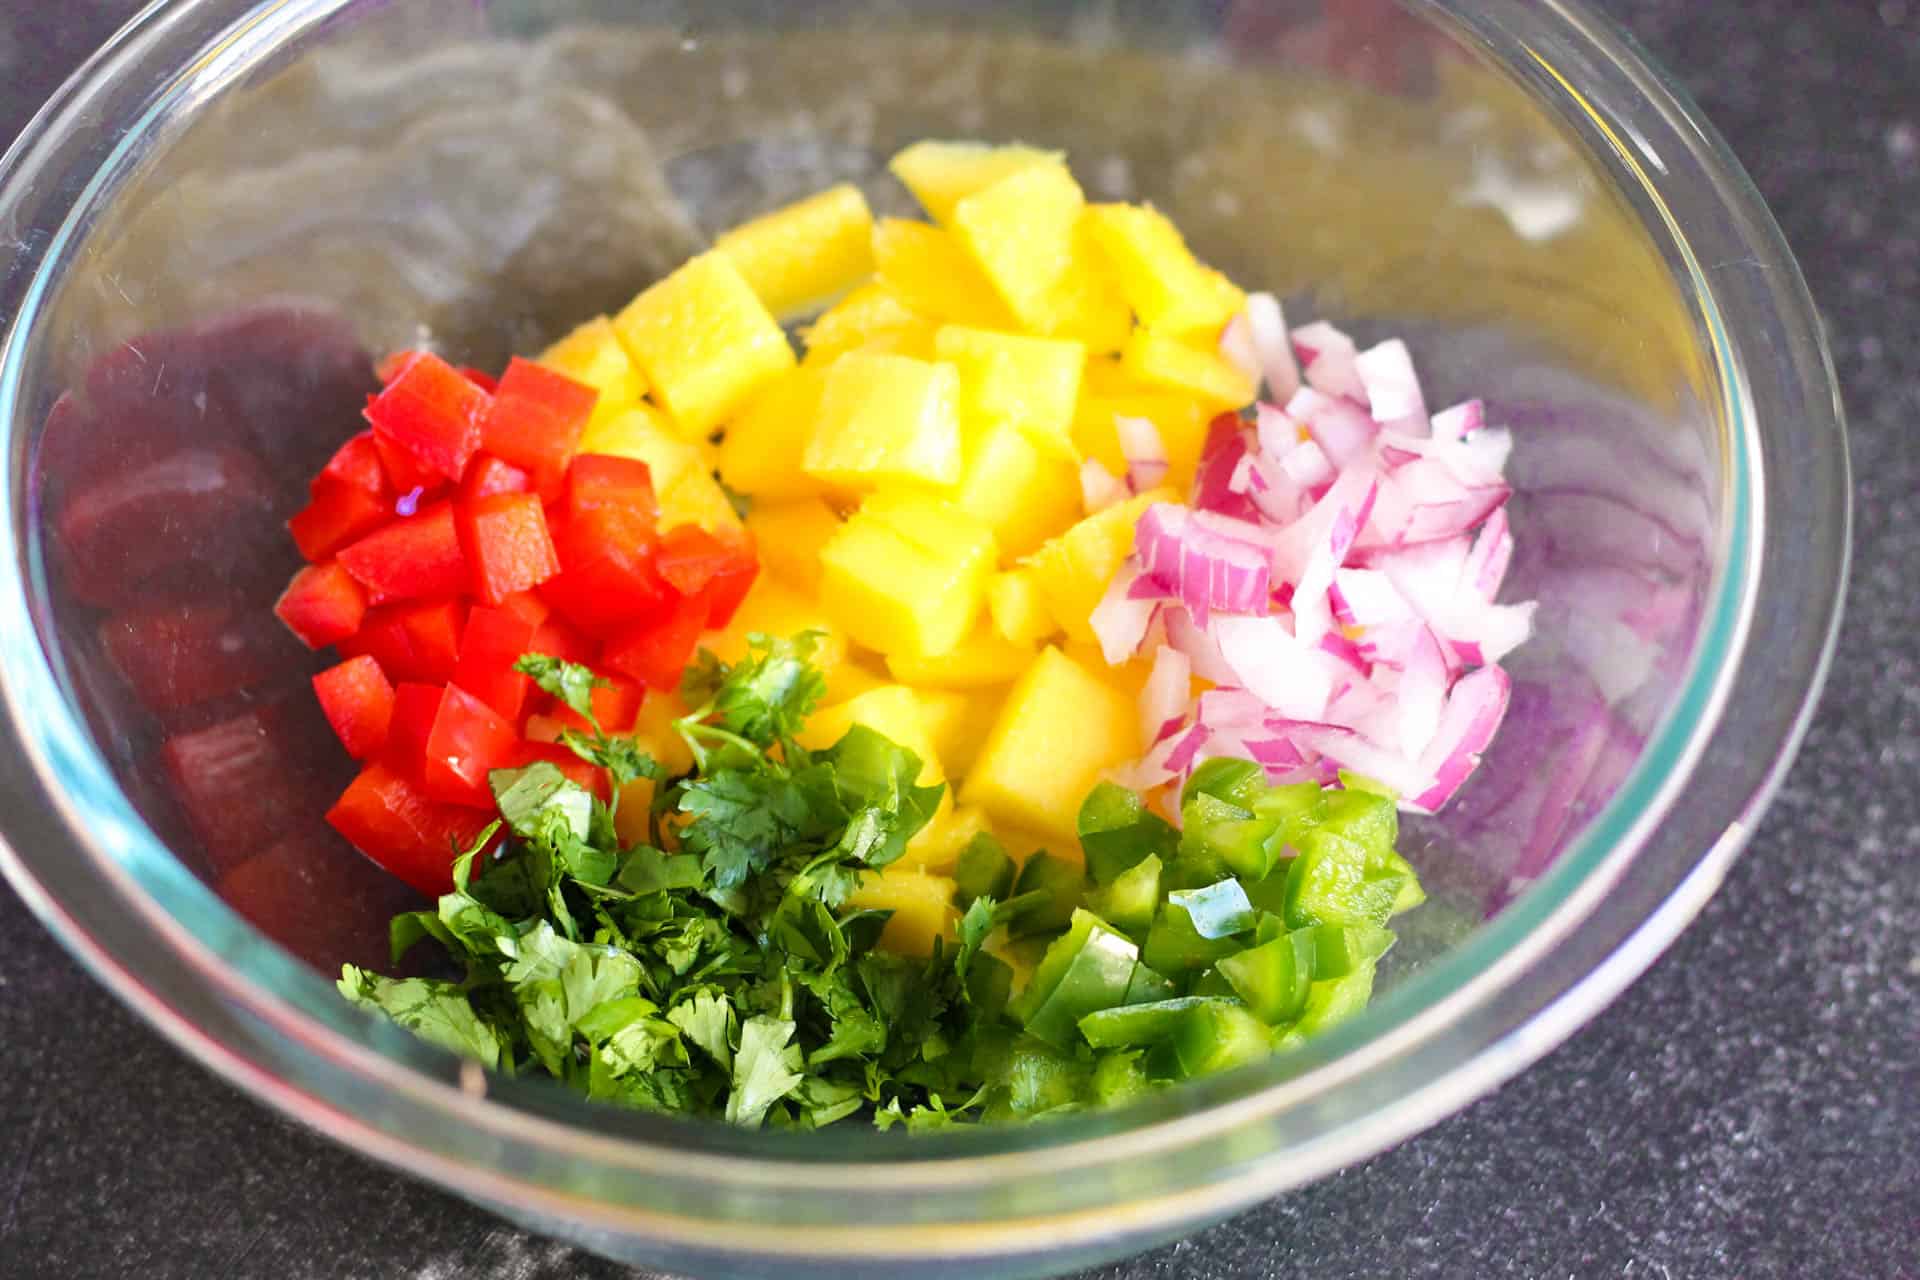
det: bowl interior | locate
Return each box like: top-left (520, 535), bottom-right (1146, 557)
top-left (15, 0), bottom-right (1723, 1110)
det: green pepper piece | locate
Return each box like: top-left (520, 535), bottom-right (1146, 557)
top-left (1249, 780), bottom-right (1328, 853)
top-left (1319, 783), bottom-right (1398, 854)
top-left (1003, 1037), bottom-right (1092, 1116)
top-left (964, 949), bottom-right (1014, 1024)
top-left (1283, 829), bottom-right (1400, 930)
top-left (1217, 932), bottom-right (1316, 1024)
top-left (1274, 960), bottom-right (1378, 1051)
top-left (1022, 922), bottom-right (1142, 1048)
top-left (1370, 849), bottom-right (1428, 915)
top-left (1168, 879), bottom-right (1257, 939)
top-left (1142, 892), bottom-right (1249, 976)
top-left (1301, 922), bottom-right (1395, 979)
top-left (1182, 757), bottom-right (1266, 810)
top-left (1008, 850), bottom-right (1083, 937)
top-left (1170, 1001), bottom-right (1273, 1077)
top-left (1090, 853), bottom-right (1162, 936)
top-left (1188, 966), bottom-right (1236, 998)
top-left (1179, 792), bottom-right (1288, 882)
top-left (1013, 909), bottom-right (1100, 1020)
top-left (1121, 961), bottom-right (1178, 1005)
top-left (953, 832), bottom-right (1016, 906)
top-left (1077, 781), bottom-right (1178, 885)
top-left (1252, 911), bottom-right (1288, 946)
top-left (1079, 996), bottom-right (1230, 1049)
top-left (1090, 1049), bottom-right (1156, 1105)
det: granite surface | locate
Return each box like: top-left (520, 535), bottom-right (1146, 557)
top-left (1, 1), bottom-right (1914, 1277)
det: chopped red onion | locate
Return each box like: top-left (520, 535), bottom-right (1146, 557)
top-left (1081, 459), bottom-right (1128, 514)
top-left (1089, 565), bottom-right (1158, 665)
top-left (1354, 339), bottom-right (1430, 435)
top-left (1115, 415), bottom-right (1170, 492)
top-left (1247, 293), bottom-right (1301, 402)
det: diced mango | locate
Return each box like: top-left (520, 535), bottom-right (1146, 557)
top-left (613, 775), bottom-right (657, 848)
top-left (826, 658), bottom-right (891, 704)
top-left (901, 803), bottom-right (993, 872)
top-left (890, 140), bottom-right (1064, 225)
top-left (613, 251), bottom-right (796, 438)
top-left (578, 403), bottom-right (706, 488)
top-left (702, 577), bottom-right (848, 676)
top-left (1084, 202), bottom-right (1246, 339)
top-left (951, 161), bottom-right (1084, 332)
top-left (914, 689), bottom-right (1005, 779)
top-left (965, 646), bottom-right (1142, 840)
top-left (714, 183), bottom-right (875, 318)
top-left (818, 495), bottom-right (996, 658)
top-left (989, 569), bottom-right (1059, 648)
top-left (946, 418), bottom-right (1084, 560)
top-left (1062, 642), bottom-right (1153, 700)
top-left (744, 498), bottom-right (842, 594)
top-left (933, 325), bottom-right (1085, 461)
top-left (537, 315), bottom-right (647, 434)
top-left (659, 467), bottom-right (745, 537)
top-left (1073, 383), bottom-right (1211, 491)
top-left (629, 688), bottom-right (694, 778)
top-left (1120, 329), bottom-right (1256, 414)
top-left (871, 219), bottom-right (1015, 329)
top-left (1023, 488), bottom-right (1176, 643)
top-left (848, 868), bottom-right (959, 956)
top-left (798, 683), bottom-right (944, 781)
top-left (886, 626), bottom-right (1031, 689)
top-left (802, 352), bottom-right (963, 490)
top-left (719, 366), bottom-right (836, 502)
top-left (1031, 236), bottom-right (1134, 355)
top-left (800, 284), bottom-right (938, 364)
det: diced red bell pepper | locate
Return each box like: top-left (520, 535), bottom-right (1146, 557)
top-left (565, 453), bottom-right (658, 521)
top-left (289, 480), bottom-right (391, 562)
top-left (375, 350), bottom-right (422, 384)
top-left (451, 603), bottom-right (540, 721)
top-left (101, 603), bottom-right (301, 714)
top-left (538, 506), bottom-right (676, 636)
top-left (163, 701), bottom-right (347, 877)
top-left (498, 589), bottom-right (551, 628)
top-left (337, 501), bottom-right (468, 603)
top-left (529, 612), bottom-right (596, 666)
top-left (364, 351), bottom-right (489, 483)
top-left (601, 588), bottom-right (710, 690)
top-left (218, 828), bottom-right (425, 971)
top-left (459, 453), bottom-right (532, 504)
top-left (382, 681), bottom-right (443, 777)
top-left (315, 430), bottom-right (390, 498)
top-left (370, 427), bottom-right (443, 497)
top-left (505, 740), bottom-right (612, 805)
top-left (422, 683), bottom-right (520, 809)
top-left (326, 760), bottom-right (494, 897)
top-left (460, 366), bottom-right (500, 394)
top-left (312, 655), bottom-right (396, 760)
top-left (458, 491), bottom-right (560, 606)
top-left (339, 599), bottom-right (468, 684)
top-left (481, 357), bottom-right (597, 498)
top-left (656, 524), bottom-right (759, 626)
top-left (275, 561), bottom-right (368, 649)
top-left (543, 670), bottom-right (644, 735)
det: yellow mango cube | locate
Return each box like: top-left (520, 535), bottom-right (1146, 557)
top-left (1063, 642), bottom-right (1153, 700)
top-left (1121, 329), bottom-right (1256, 413)
top-left (826, 658), bottom-right (892, 704)
top-left (914, 689), bottom-right (1006, 779)
top-left (1073, 383), bottom-right (1211, 492)
top-left (719, 366), bottom-right (835, 502)
top-left (1085, 203), bottom-right (1246, 339)
top-left (946, 419), bottom-right (1083, 560)
top-left (537, 315), bottom-right (646, 434)
top-left (658, 467), bottom-right (745, 537)
top-left (629, 689), bottom-right (695, 778)
top-left (951, 161), bottom-right (1085, 331)
top-left (901, 804), bottom-right (993, 872)
top-left (890, 140), bottom-right (1064, 224)
top-left (702, 576), bottom-right (847, 672)
top-left (714, 183), bottom-right (875, 319)
top-left (965, 647), bottom-right (1143, 840)
top-left (849, 868), bottom-right (959, 956)
top-left (989, 569), bottom-right (1059, 648)
top-left (933, 325), bottom-right (1085, 461)
top-left (886, 626), bottom-right (1031, 689)
top-left (613, 251), bottom-right (796, 438)
top-left (801, 284), bottom-right (938, 364)
top-left (744, 498), bottom-right (842, 594)
top-left (872, 219), bottom-right (1015, 329)
top-left (798, 683), bottom-right (944, 781)
top-left (818, 495), bottom-right (996, 658)
top-left (1030, 239), bottom-right (1134, 355)
top-left (802, 351), bottom-right (963, 490)
top-left (1024, 488), bottom-right (1176, 643)
top-left (613, 775), bottom-right (657, 848)
top-left (578, 403), bottom-right (705, 487)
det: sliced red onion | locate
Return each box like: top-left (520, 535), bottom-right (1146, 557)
top-left (1247, 293), bottom-right (1301, 403)
top-left (1218, 313), bottom-right (1260, 386)
top-left (1316, 628), bottom-right (1369, 675)
top-left (1330, 567), bottom-right (1416, 629)
top-left (1392, 624), bottom-right (1449, 758)
top-left (1411, 663), bottom-right (1511, 810)
top-left (1226, 451), bottom-right (1256, 495)
top-left (1271, 467), bottom-right (1378, 587)
top-left (1459, 507), bottom-right (1514, 603)
top-left (1430, 398), bottom-right (1484, 443)
top-left (1288, 473), bottom-right (1377, 645)
top-left (1286, 386), bottom-right (1378, 469)
top-left (1212, 614), bottom-right (1333, 720)
top-left (1354, 338), bottom-right (1429, 435)
top-left (1291, 321), bottom-right (1365, 402)
top-left (1449, 600), bottom-right (1536, 666)
top-left (1089, 565), bottom-right (1157, 665)
top-left (1192, 415), bottom-right (1262, 523)
top-left (1456, 426), bottom-right (1513, 480)
top-left (1115, 415), bottom-right (1170, 493)
top-left (1135, 503), bottom-right (1273, 623)
top-left (1163, 721), bottom-right (1213, 775)
top-left (1081, 459), bottom-right (1128, 514)
top-left (1242, 734), bottom-right (1307, 773)
top-left (1164, 605), bottom-right (1239, 686)
top-left (1280, 723), bottom-right (1432, 799)
top-left (1139, 645), bottom-right (1191, 747)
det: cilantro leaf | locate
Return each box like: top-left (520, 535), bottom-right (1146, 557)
top-left (338, 968), bottom-right (506, 1070)
top-left (681, 632), bottom-right (829, 750)
top-left (668, 990), bottom-right (737, 1072)
top-left (727, 1015), bottom-right (805, 1127)
top-left (515, 654), bottom-right (608, 726)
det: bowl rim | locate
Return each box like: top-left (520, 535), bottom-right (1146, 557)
top-left (0, 0), bottom-right (1849, 1264)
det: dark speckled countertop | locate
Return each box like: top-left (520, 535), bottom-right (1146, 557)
top-left (2, 2), bottom-right (1915, 1277)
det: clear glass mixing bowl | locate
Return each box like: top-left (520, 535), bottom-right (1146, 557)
top-left (0, 2), bottom-right (1847, 1276)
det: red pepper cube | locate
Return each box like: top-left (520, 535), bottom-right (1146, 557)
top-left (337, 501), bottom-right (468, 603)
top-left (459, 453), bottom-right (532, 504)
top-left (460, 365), bottom-right (500, 394)
top-left (481, 357), bottom-right (597, 498)
top-left (370, 427), bottom-right (443, 497)
top-left (565, 453), bottom-right (658, 521)
top-left (458, 491), bottom-right (560, 606)
top-left (326, 760), bottom-right (494, 897)
top-left (538, 506), bottom-right (675, 636)
top-left (498, 589), bottom-right (551, 628)
top-left (341, 599), bottom-right (467, 684)
top-left (289, 480), bottom-right (390, 562)
top-left (312, 655), bottom-right (396, 761)
top-left (275, 562), bottom-right (368, 649)
top-left (452, 603), bottom-right (541, 722)
top-left (529, 612), bottom-right (596, 667)
top-left (375, 350), bottom-right (423, 384)
top-left (703, 534), bottom-right (759, 630)
top-left (656, 524), bottom-right (762, 624)
top-left (506, 740), bottom-right (613, 805)
top-left (382, 681), bottom-right (443, 778)
top-left (544, 670), bottom-right (644, 736)
top-left (601, 588), bottom-right (710, 690)
top-left (315, 430), bottom-right (390, 498)
top-left (365, 351), bottom-right (489, 482)
top-left (422, 683), bottom-right (521, 809)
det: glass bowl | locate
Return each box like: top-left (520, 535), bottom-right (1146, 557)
top-left (0, 1), bottom-right (1847, 1276)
